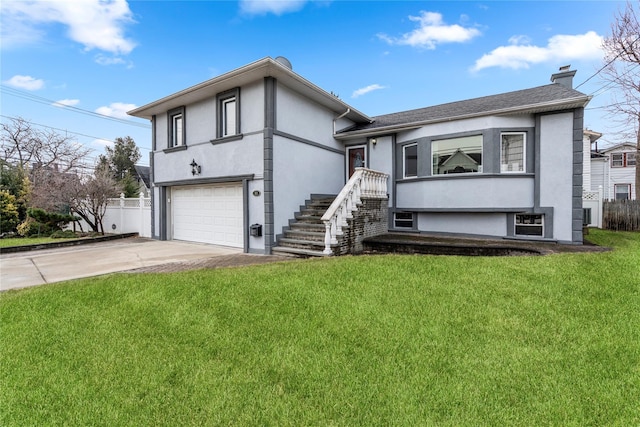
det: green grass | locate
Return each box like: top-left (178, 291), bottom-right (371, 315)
top-left (0, 236), bottom-right (79, 248)
top-left (1, 229), bottom-right (639, 426)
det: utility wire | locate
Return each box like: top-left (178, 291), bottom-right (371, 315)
top-left (1, 85), bottom-right (151, 129)
top-left (574, 34), bottom-right (640, 90)
top-left (0, 114), bottom-right (151, 152)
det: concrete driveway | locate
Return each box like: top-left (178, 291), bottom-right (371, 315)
top-left (0, 238), bottom-right (247, 291)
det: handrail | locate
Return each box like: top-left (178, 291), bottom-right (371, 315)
top-left (321, 168), bottom-right (388, 255)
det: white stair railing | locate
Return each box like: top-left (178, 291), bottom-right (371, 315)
top-left (321, 168), bottom-right (388, 255)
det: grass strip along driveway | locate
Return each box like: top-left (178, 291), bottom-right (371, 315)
top-left (1, 229), bottom-right (639, 426)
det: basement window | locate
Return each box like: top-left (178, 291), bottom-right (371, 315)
top-left (515, 214), bottom-right (543, 236)
top-left (394, 212), bottom-right (414, 229)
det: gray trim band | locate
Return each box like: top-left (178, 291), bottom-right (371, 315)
top-left (155, 174), bottom-right (255, 187)
top-left (273, 130), bottom-right (344, 155)
top-left (264, 77), bottom-right (276, 254)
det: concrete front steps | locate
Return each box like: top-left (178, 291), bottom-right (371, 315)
top-left (272, 195), bottom-right (338, 258)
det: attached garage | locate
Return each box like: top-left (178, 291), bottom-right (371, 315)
top-left (171, 183), bottom-right (244, 248)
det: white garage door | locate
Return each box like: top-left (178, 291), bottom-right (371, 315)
top-left (171, 183), bottom-right (243, 248)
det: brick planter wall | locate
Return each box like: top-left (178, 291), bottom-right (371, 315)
top-left (336, 197), bottom-right (388, 255)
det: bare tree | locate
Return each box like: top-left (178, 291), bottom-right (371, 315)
top-left (69, 171), bottom-right (121, 234)
top-left (602, 1), bottom-right (640, 195)
top-left (1, 117), bottom-right (91, 172)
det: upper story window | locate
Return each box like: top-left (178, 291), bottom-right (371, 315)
top-left (611, 152), bottom-right (635, 168)
top-left (217, 88), bottom-right (240, 138)
top-left (432, 135), bottom-right (482, 175)
top-left (167, 106), bottom-right (185, 148)
top-left (501, 132), bottom-right (525, 173)
top-left (403, 143), bottom-right (418, 178)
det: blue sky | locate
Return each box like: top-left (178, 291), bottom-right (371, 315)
top-left (0, 0), bottom-right (629, 168)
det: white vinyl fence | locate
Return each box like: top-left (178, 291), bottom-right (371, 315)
top-left (582, 187), bottom-right (603, 229)
top-left (73, 193), bottom-right (151, 237)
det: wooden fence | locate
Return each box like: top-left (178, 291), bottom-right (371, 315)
top-left (603, 200), bottom-right (640, 231)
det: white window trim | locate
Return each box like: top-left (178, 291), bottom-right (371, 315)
top-left (222, 97), bottom-right (237, 138)
top-left (172, 114), bottom-right (183, 147)
top-left (515, 213), bottom-right (544, 237)
top-left (614, 183), bottom-right (631, 200)
top-left (500, 132), bottom-right (526, 173)
top-left (625, 152), bottom-right (636, 167)
top-left (611, 153), bottom-right (624, 168)
top-left (167, 106), bottom-right (185, 149)
top-left (216, 88), bottom-right (241, 139)
top-left (394, 212), bottom-right (414, 229)
top-left (403, 143), bottom-right (418, 178)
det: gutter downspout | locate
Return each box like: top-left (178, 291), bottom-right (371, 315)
top-left (333, 108), bottom-right (350, 135)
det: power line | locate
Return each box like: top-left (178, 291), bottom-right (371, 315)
top-left (574, 34), bottom-right (640, 90)
top-left (0, 85), bottom-right (151, 129)
top-left (0, 114), bottom-right (151, 153)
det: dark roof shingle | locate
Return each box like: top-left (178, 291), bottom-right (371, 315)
top-left (342, 83), bottom-right (589, 134)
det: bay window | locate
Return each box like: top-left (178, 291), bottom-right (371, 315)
top-left (432, 135), bottom-right (482, 175)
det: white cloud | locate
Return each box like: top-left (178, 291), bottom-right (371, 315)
top-left (95, 102), bottom-right (137, 119)
top-left (240, 0), bottom-right (308, 15)
top-left (1, 0), bottom-right (136, 55)
top-left (3, 75), bottom-right (44, 90)
top-left (53, 99), bottom-right (80, 107)
top-left (473, 31), bottom-right (604, 71)
top-left (93, 139), bottom-right (114, 148)
top-left (352, 84), bottom-right (387, 98)
top-left (378, 11), bottom-right (481, 49)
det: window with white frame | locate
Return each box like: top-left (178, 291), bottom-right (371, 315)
top-left (501, 132), bottom-right (525, 173)
top-left (614, 184), bottom-right (631, 200)
top-left (403, 143), bottom-right (418, 178)
top-left (515, 214), bottom-right (543, 236)
top-left (611, 153), bottom-right (624, 167)
top-left (167, 107), bottom-right (185, 148)
top-left (394, 212), bottom-right (414, 228)
top-left (217, 88), bottom-right (240, 138)
top-left (610, 152), bottom-right (635, 167)
top-left (432, 135), bottom-right (482, 175)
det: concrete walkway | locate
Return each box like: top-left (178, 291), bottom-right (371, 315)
top-left (0, 238), bottom-right (284, 291)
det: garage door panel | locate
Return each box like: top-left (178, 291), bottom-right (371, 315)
top-left (172, 184), bottom-right (243, 248)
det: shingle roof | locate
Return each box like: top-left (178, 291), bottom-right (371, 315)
top-left (340, 83), bottom-right (589, 134)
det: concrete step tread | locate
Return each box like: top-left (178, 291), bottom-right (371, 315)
top-left (272, 246), bottom-right (329, 258)
top-left (278, 238), bottom-right (327, 247)
top-left (285, 230), bottom-right (326, 238)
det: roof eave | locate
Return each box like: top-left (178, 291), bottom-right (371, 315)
top-left (127, 57), bottom-right (371, 123)
top-left (335, 96), bottom-right (591, 141)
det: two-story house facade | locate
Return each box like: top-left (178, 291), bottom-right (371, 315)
top-left (129, 57), bottom-right (591, 254)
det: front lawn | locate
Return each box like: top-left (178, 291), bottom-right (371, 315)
top-left (0, 235), bottom-right (85, 248)
top-left (1, 229), bottom-right (638, 426)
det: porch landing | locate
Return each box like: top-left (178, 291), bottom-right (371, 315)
top-left (362, 233), bottom-right (609, 256)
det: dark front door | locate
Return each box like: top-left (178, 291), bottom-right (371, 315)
top-left (347, 146), bottom-right (366, 178)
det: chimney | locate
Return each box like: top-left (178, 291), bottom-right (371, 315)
top-left (551, 65), bottom-right (576, 89)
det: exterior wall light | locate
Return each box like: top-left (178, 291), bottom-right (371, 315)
top-left (190, 159), bottom-right (201, 176)
top-left (370, 138), bottom-right (377, 145)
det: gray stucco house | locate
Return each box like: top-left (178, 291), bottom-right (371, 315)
top-left (128, 57), bottom-right (590, 255)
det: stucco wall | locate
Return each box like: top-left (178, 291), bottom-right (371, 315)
top-left (276, 83), bottom-right (345, 151)
top-left (417, 212), bottom-right (506, 236)
top-left (396, 176), bottom-right (534, 209)
top-left (272, 135), bottom-right (344, 238)
top-left (539, 113), bottom-right (574, 242)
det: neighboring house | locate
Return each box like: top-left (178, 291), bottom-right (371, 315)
top-left (133, 165), bottom-right (151, 195)
top-left (590, 142), bottom-right (637, 200)
top-left (128, 57), bottom-right (591, 254)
